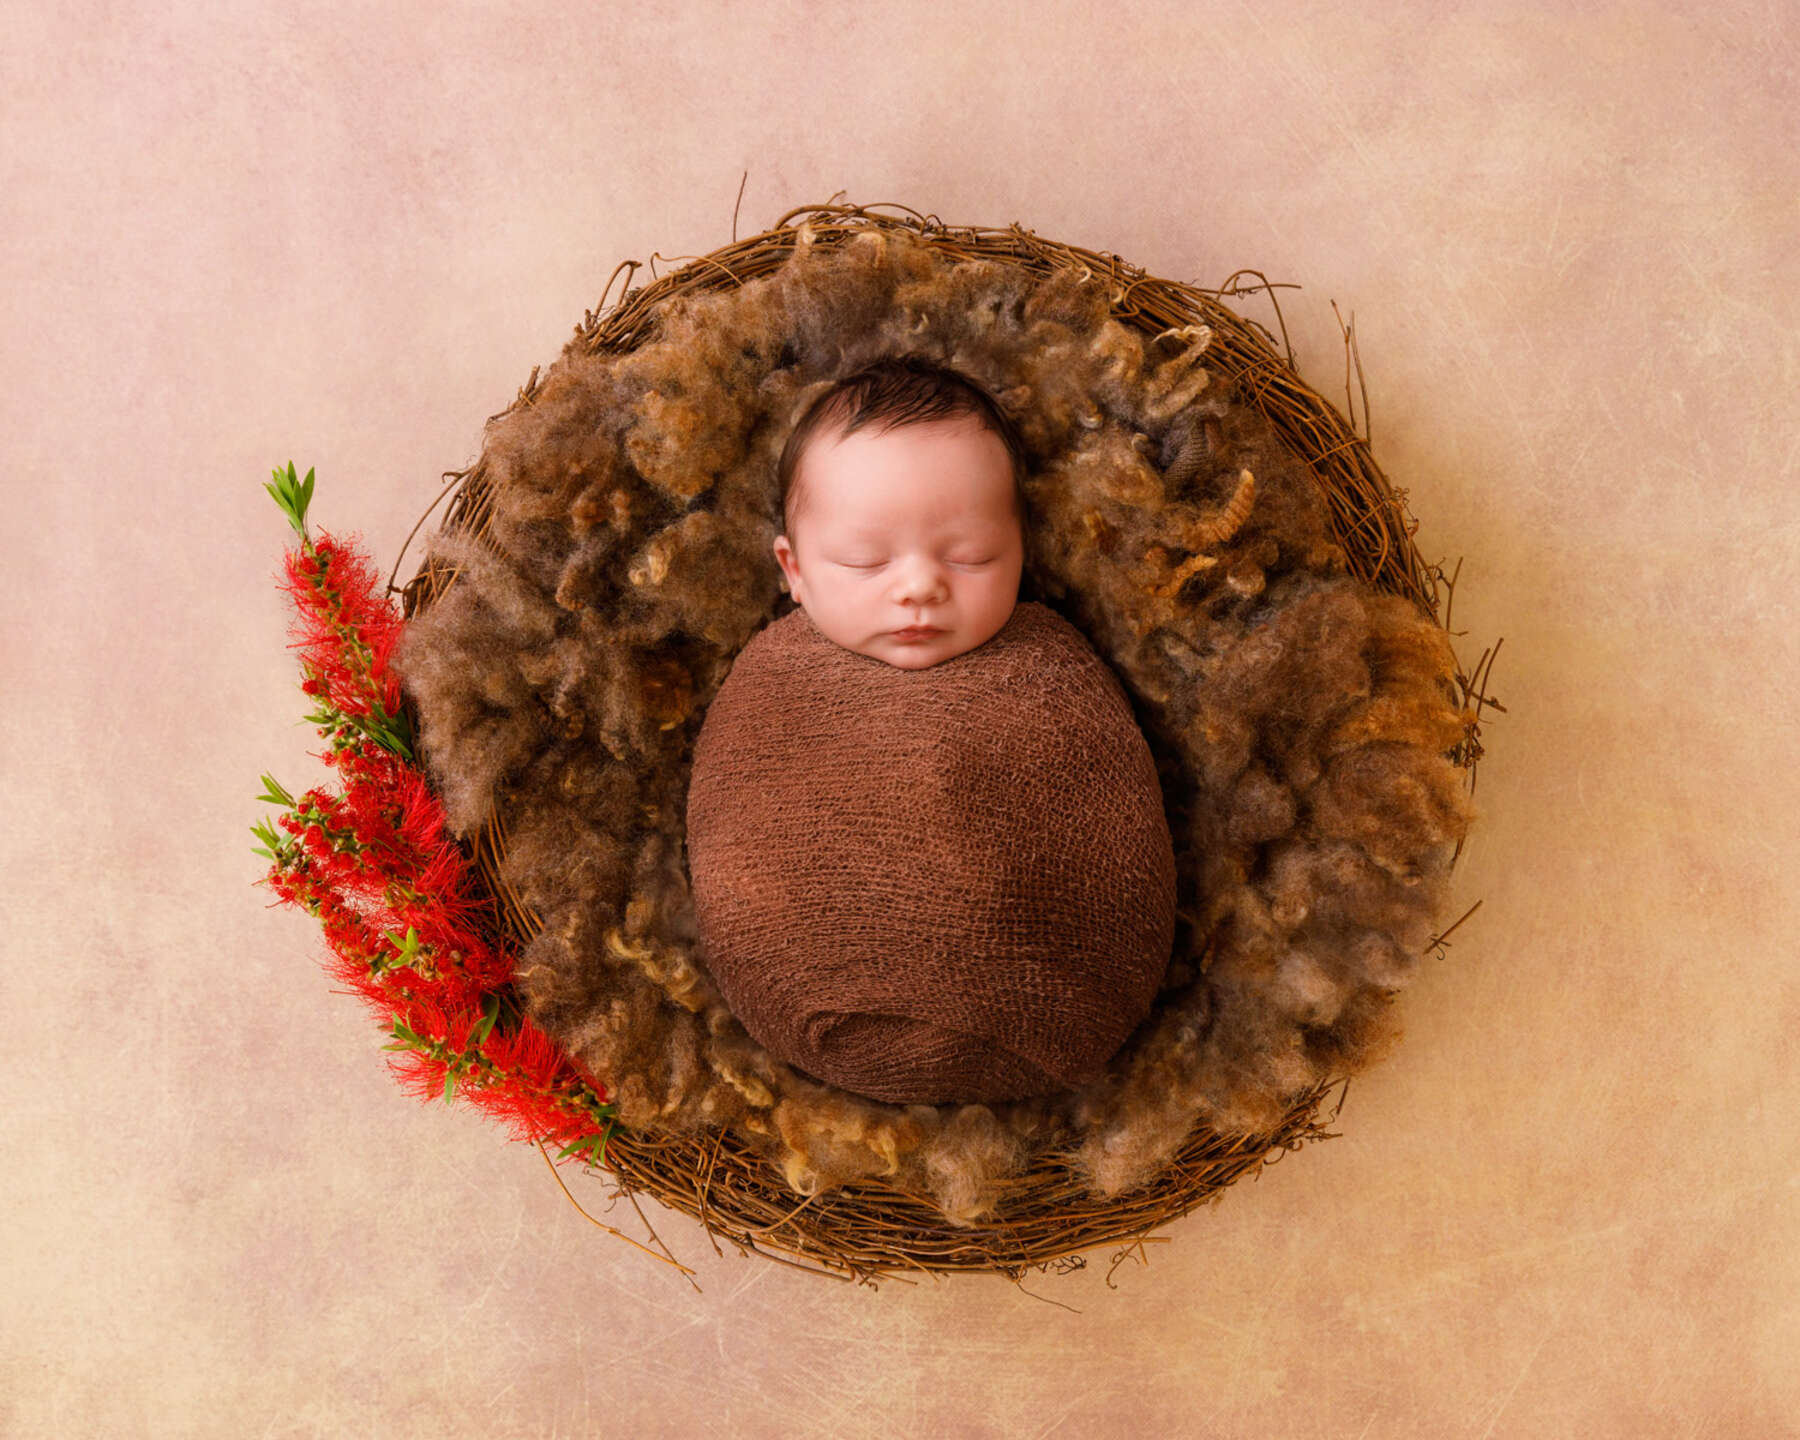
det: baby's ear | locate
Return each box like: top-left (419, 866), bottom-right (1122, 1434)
top-left (772, 533), bottom-right (797, 595)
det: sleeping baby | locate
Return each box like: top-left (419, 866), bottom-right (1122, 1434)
top-left (684, 357), bottom-right (1177, 1106)
top-left (770, 356), bottom-right (1028, 669)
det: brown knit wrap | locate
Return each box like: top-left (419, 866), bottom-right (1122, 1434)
top-left (683, 601), bottom-right (1178, 1105)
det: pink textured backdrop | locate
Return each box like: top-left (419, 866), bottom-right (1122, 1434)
top-left (3, 3), bottom-right (1795, 1436)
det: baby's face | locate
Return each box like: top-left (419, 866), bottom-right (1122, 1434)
top-left (772, 415), bottom-right (1024, 670)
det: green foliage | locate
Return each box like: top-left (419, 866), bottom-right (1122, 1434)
top-left (265, 461), bottom-right (315, 540)
top-left (558, 1121), bottom-right (616, 1166)
top-left (471, 991), bottom-right (501, 1048)
top-left (250, 774), bottom-right (300, 860)
top-left (380, 925), bottom-right (424, 974)
top-left (249, 817), bottom-right (283, 861)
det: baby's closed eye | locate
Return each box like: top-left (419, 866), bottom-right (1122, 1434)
top-left (840, 557), bottom-right (993, 570)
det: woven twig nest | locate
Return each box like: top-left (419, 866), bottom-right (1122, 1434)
top-left (393, 200), bottom-right (1491, 1284)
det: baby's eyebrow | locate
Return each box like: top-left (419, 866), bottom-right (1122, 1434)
top-left (846, 518), bottom-right (998, 537)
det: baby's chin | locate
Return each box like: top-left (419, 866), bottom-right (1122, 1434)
top-left (877, 640), bottom-right (962, 670)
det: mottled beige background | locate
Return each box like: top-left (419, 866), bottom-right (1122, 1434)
top-left (4, 2), bottom-right (1795, 1436)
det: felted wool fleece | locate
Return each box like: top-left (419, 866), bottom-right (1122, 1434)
top-left (683, 599), bottom-right (1178, 1105)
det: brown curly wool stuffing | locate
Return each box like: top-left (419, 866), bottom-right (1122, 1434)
top-left (392, 226), bottom-right (1476, 1223)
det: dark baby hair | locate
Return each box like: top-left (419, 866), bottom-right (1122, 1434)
top-left (776, 356), bottom-right (1030, 544)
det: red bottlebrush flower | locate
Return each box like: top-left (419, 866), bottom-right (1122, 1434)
top-left (314, 533), bottom-right (398, 633)
top-left (388, 901), bottom-right (457, 957)
top-left (481, 1015), bottom-right (569, 1091)
top-left (267, 516), bottom-right (621, 1163)
top-left (467, 1083), bottom-right (594, 1149)
top-left (394, 775), bottom-right (450, 855)
top-left (316, 842), bottom-right (361, 889)
top-left (463, 1030), bottom-right (598, 1147)
top-left (389, 1048), bottom-right (453, 1106)
top-left (397, 996), bottom-right (452, 1046)
top-left (407, 849), bottom-right (466, 908)
top-left (277, 528), bottom-right (406, 724)
top-left (338, 792), bottom-right (400, 858)
top-left (356, 743), bottom-right (406, 786)
top-left (367, 619), bottom-right (407, 716)
top-left (564, 1055), bottom-right (611, 1105)
top-left (320, 911), bottom-right (384, 971)
top-left (319, 942), bottom-right (394, 1010)
top-left (442, 1002), bottom-right (487, 1055)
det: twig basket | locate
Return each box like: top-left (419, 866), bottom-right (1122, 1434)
top-left (394, 200), bottom-right (1494, 1286)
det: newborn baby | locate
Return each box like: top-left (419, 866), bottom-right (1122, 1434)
top-left (682, 356), bottom-right (1177, 1106)
top-left (771, 356), bottom-right (1028, 669)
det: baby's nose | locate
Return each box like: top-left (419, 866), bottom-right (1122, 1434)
top-left (896, 554), bottom-right (950, 587)
top-left (896, 569), bottom-right (948, 602)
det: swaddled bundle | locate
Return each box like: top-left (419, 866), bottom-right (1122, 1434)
top-left (684, 601), bottom-right (1177, 1105)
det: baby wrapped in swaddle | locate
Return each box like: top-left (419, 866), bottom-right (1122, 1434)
top-left (684, 359), bottom-right (1176, 1104)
